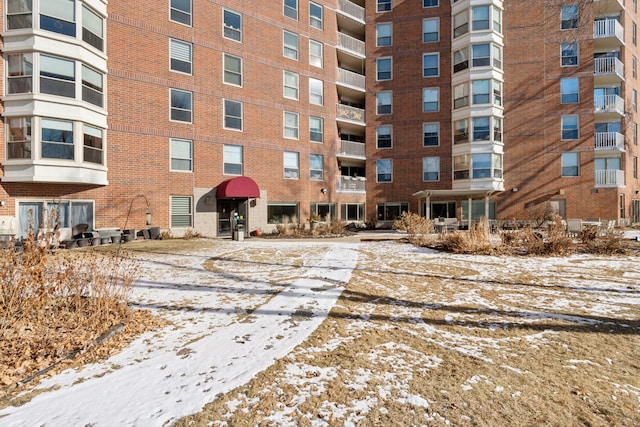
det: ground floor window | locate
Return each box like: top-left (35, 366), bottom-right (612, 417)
top-left (461, 200), bottom-right (496, 220)
top-left (17, 200), bottom-right (94, 238)
top-left (310, 203), bottom-right (336, 221)
top-left (171, 196), bottom-right (192, 227)
top-left (430, 201), bottom-right (456, 219)
top-left (377, 202), bottom-right (408, 221)
top-left (341, 203), bottom-right (364, 222)
top-left (267, 203), bottom-right (299, 224)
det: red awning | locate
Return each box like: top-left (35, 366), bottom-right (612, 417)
top-left (216, 176), bottom-right (260, 199)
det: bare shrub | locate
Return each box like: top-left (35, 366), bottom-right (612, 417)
top-left (583, 228), bottom-right (626, 255)
top-left (392, 212), bottom-right (434, 245)
top-left (182, 228), bottom-right (201, 240)
top-left (440, 219), bottom-right (495, 255)
top-left (275, 216), bottom-right (304, 237)
top-left (525, 202), bottom-right (553, 228)
top-left (517, 215), bottom-right (573, 256)
top-left (159, 230), bottom-right (173, 240)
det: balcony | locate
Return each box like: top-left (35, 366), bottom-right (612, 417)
top-left (594, 57), bottom-right (624, 84)
top-left (337, 68), bottom-right (365, 92)
top-left (594, 94), bottom-right (625, 117)
top-left (595, 169), bottom-right (625, 187)
top-left (593, 19), bottom-right (624, 48)
top-left (337, 139), bottom-right (366, 159)
top-left (337, 32), bottom-right (365, 58)
top-left (337, 175), bottom-right (366, 192)
top-left (336, 103), bottom-right (365, 126)
top-left (594, 132), bottom-right (625, 152)
top-left (337, 0), bottom-right (365, 23)
top-left (594, 0), bottom-right (625, 14)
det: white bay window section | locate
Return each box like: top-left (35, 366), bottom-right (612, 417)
top-left (82, 65), bottom-right (103, 107)
top-left (83, 124), bottom-right (103, 164)
top-left (7, 0), bottom-right (33, 29)
top-left (82, 5), bottom-right (104, 51)
top-left (7, 53), bottom-right (33, 94)
top-left (40, 0), bottom-right (76, 37)
top-left (42, 118), bottom-right (74, 160)
top-left (40, 55), bottom-right (75, 98)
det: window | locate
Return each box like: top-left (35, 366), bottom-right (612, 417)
top-left (309, 40), bottom-right (323, 68)
top-left (42, 118), bottom-right (74, 160)
top-left (41, 0), bottom-right (75, 37)
top-left (82, 124), bottom-right (103, 164)
top-left (171, 196), bottom-right (192, 227)
top-left (40, 55), bottom-right (75, 98)
top-left (634, 23), bottom-right (637, 46)
top-left (171, 0), bottom-right (192, 26)
top-left (634, 89), bottom-right (638, 112)
top-left (561, 42), bottom-right (578, 66)
top-left (7, 117), bottom-right (32, 160)
top-left (310, 154), bottom-right (324, 180)
top-left (454, 155), bottom-right (470, 180)
top-left (493, 45), bottom-right (502, 69)
top-left (494, 117), bottom-right (502, 142)
top-left (284, 111), bottom-right (299, 139)
top-left (454, 119), bottom-right (469, 144)
top-left (377, 125), bottom-right (392, 148)
top-left (341, 203), bottom-right (365, 221)
top-left (170, 138), bottom-right (192, 171)
top-left (310, 116), bottom-right (324, 142)
top-left (377, 159), bottom-right (392, 182)
top-left (634, 56), bottom-right (638, 79)
top-left (472, 44), bottom-right (490, 67)
top-left (284, 151), bottom-right (299, 179)
top-left (493, 6), bottom-right (502, 33)
top-left (377, 203), bottom-right (408, 221)
top-left (309, 78), bottom-right (324, 105)
top-left (284, 0), bottom-right (298, 20)
top-left (376, 23), bottom-right (392, 46)
top-left (7, 53), bottom-right (33, 94)
top-left (473, 117), bottom-right (490, 141)
top-left (423, 18), bottom-right (439, 42)
top-left (223, 144), bottom-right (243, 175)
top-left (377, 57), bottom-right (392, 80)
top-left (224, 99), bottom-right (243, 130)
top-left (493, 153), bottom-right (503, 178)
top-left (634, 156), bottom-right (638, 179)
top-left (82, 6), bottom-right (104, 51)
top-left (453, 47), bottom-right (469, 73)
top-left (423, 88), bottom-right (439, 112)
top-left (223, 10), bottom-right (242, 42)
top-left (472, 6), bottom-right (489, 31)
top-left (310, 2), bottom-right (323, 29)
top-left (423, 122), bottom-right (439, 146)
top-left (635, 123), bottom-right (638, 146)
top-left (561, 5), bottom-right (578, 30)
top-left (462, 200), bottom-right (497, 221)
top-left (424, 0), bottom-right (438, 7)
top-left (378, 0), bottom-right (392, 12)
top-left (562, 115), bottom-right (579, 140)
top-left (423, 157), bottom-right (439, 181)
top-left (79, 66), bottom-right (105, 112)
top-left (561, 152), bottom-right (579, 176)
top-left (283, 71), bottom-right (299, 100)
top-left (223, 54), bottom-right (242, 86)
top-left (472, 80), bottom-right (490, 104)
top-left (171, 89), bottom-right (192, 123)
top-left (423, 54), bottom-right (439, 77)
top-left (311, 203), bottom-right (336, 221)
top-left (7, 0), bottom-right (32, 29)
top-left (453, 11), bottom-right (469, 38)
top-left (377, 92), bottom-right (392, 114)
top-left (493, 80), bottom-right (503, 106)
top-left (170, 39), bottom-right (192, 74)
top-left (454, 83), bottom-right (469, 109)
top-left (283, 31), bottom-right (299, 60)
top-left (268, 203), bottom-right (299, 224)
top-left (560, 78), bottom-right (579, 103)
top-left (472, 153), bottom-right (491, 178)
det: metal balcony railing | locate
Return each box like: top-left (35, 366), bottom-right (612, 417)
top-left (337, 175), bottom-right (366, 192)
top-left (338, 140), bottom-right (366, 158)
top-left (594, 94), bottom-right (625, 115)
top-left (595, 169), bottom-right (625, 186)
top-left (594, 132), bottom-right (625, 151)
top-left (338, 0), bottom-right (365, 22)
top-left (337, 68), bottom-right (365, 91)
top-left (337, 32), bottom-right (365, 57)
top-left (594, 57), bottom-right (624, 78)
top-left (593, 19), bottom-right (624, 41)
top-left (336, 103), bottom-right (365, 124)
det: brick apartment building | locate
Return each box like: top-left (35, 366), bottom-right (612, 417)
top-left (0, 0), bottom-right (638, 239)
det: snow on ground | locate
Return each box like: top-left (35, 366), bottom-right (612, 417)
top-left (0, 232), bottom-right (639, 426)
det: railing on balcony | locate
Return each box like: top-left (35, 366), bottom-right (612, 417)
top-left (594, 132), bottom-right (625, 151)
top-left (338, 0), bottom-right (365, 22)
top-left (595, 169), bottom-right (625, 186)
top-left (594, 94), bottom-right (624, 115)
top-left (337, 68), bottom-right (365, 91)
top-left (594, 57), bottom-right (624, 78)
top-left (593, 19), bottom-right (624, 41)
top-left (336, 103), bottom-right (365, 124)
top-left (337, 175), bottom-right (366, 192)
top-left (337, 32), bottom-right (365, 57)
top-left (338, 139), bottom-right (366, 158)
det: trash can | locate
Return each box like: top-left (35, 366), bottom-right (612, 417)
top-left (236, 224), bottom-right (244, 241)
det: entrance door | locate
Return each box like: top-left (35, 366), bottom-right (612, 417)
top-left (217, 199), bottom-right (247, 236)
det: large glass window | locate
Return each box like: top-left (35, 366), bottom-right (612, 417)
top-left (284, 112), bottom-right (299, 139)
top-left (284, 151), bottom-right (299, 179)
top-left (310, 203), bottom-right (336, 221)
top-left (283, 31), bottom-right (299, 60)
top-left (7, 53), bottom-right (33, 94)
top-left (376, 23), bottom-right (392, 46)
top-left (81, 65), bottom-right (103, 107)
top-left (82, 6), bottom-right (104, 51)
top-left (453, 47), bottom-right (469, 73)
top-left (223, 54), bottom-right (242, 86)
top-left (377, 125), bottom-right (392, 148)
top-left (268, 203), bottom-right (299, 224)
top-left (472, 44), bottom-right (490, 67)
top-left (561, 152), bottom-right (579, 176)
top-left (562, 115), bottom-right (579, 140)
top-left (171, 0), bottom-right (192, 26)
top-left (284, 0), bottom-right (298, 20)
top-left (472, 80), bottom-right (490, 104)
top-left (377, 203), bottom-right (408, 221)
top-left (171, 89), bottom-right (192, 123)
top-left (561, 5), bottom-right (578, 30)
top-left (309, 40), bottom-right (323, 68)
top-left (377, 0), bottom-right (392, 12)
top-left (454, 154), bottom-right (470, 180)
top-left (310, 116), bottom-right (323, 142)
top-left (6, 117), bottom-right (32, 160)
top-left (7, 0), bottom-right (33, 29)
top-left (377, 57), bottom-right (392, 80)
top-left (423, 53), bottom-right (439, 77)
top-left (223, 144), bottom-right (243, 175)
top-left (42, 118), bottom-right (74, 160)
top-left (40, 55), bottom-right (75, 98)
top-left (310, 2), bottom-right (323, 29)
top-left (423, 88), bottom-right (439, 112)
top-left (377, 159), bottom-right (392, 182)
top-left (170, 39), bottom-right (192, 74)
top-left (454, 83), bottom-right (469, 109)
top-left (472, 5), bottom-right (489, 31)
top-left (309, 78), bottom-right (324, 105)
top-left (423, 18), bottom-right (439, 42)
top-left (224, 99), bottom-right (243, 130)
top-left (171, 196), bottom-right (192, 227)
top-left (41, 0), bottom-right (75, 37)
top-left (310, 154), bottom-right (324, 180)
top-left (423, 122), bottom-right (439, 146)
top-left (472, 153), bottom-right (491, 178)
top-left (341, 203), bottom-right (365, 221)
top-left (454, 119), bottom-right (469, 144)
top-left (170, 138), bottom-right (192, 171)
top-left (223, 10), bottom-right (242, 41)
top-left (377, 92), bottom-right (392, 114)
top-left (473, 117), bottom-right (490, 141)
top-left (83, 124), bottom-right (103, 164)
top-left (453, 11), bottom-right (468, 38)
top-left (423, 157), bottom-right (439, 181)
top-left (283, 71), bottom-right (299, 100)
top-left (561, 78), bottom-right (579, 103)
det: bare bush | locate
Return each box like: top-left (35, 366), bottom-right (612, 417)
top-left (440, 219), bottom-right (496, 255)
top-left (582, 228), bottom-right (626, 254)
top-left (392, 212), bottom-right (434, 245)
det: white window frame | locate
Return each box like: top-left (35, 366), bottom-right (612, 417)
top-left (223, 9), bottom-right (242, 42)
top-left (309, 40), bottom-right (323, 68)
top-left (376, 23), bottom-right (392, 47)
top-left (310, 116), bottom-right (324, 142)
top-left (377, 125), bottom-right (392, 148)
top-left (284, 0), bottom-right (298, 20)
top-left (377, 91), bottom-right (392, 115)
top-left (422, 53), bottom-right (439, 77)
top-left (170, 196), bottom-right (193, 228)
top-left (283, 151), bottom-right (299, 179)
top-left (284, 111), bottom-right (299, 139)
top-left (170, 138), bottom-right (193, 172)
top-left (310, 153), bottom-right (324, 180)
top-left (283, 70), bottom-right (299, 100)
top-left (377, 57), bottom-right (392, 81)
top-left (309, 2), bottom-right (323, 29)
top-left (170, 88), bottom-right (193, 123)
top-left (309, 78), bottom-right (324, 105)
top-left (170, 0), bottom-right (192, 26)
top-left (422, 18), bottom-right (439, 43)
top-left (170, 38), bottom-right (192, 74)
top-left (423, 157), bottom-right (440, 182)
top-left (423, 122), bottom-right (439, 146)
top-left (223, 53), bottom-right (242, 87)
top-left (423, 87), bottom-right (439, 112)
top-left (283, 30), bottom-right (299, 60)
top-left (223, 99), bottom-right (243, 131)
top-left (376, 159), bottom-right (393, 183)
top-left (223, 144), bottom-right (243, 175)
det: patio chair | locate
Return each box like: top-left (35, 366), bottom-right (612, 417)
top-left (566, 219), bottom-right (582, 237)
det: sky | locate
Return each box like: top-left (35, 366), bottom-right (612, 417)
top-left (0, 232), bottom-right (638, 426)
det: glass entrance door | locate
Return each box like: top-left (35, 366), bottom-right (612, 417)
top-left (217, 199), bottom-right (247, 236)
